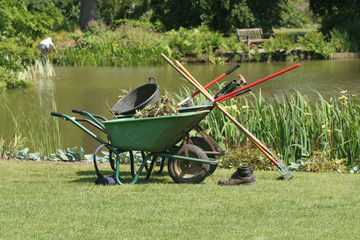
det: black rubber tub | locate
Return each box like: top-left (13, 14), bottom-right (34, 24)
top-left (112, 77), bottom-right (161, 115)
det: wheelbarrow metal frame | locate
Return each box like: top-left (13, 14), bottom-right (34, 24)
top-left (51, 111), bottom-right (217, 185)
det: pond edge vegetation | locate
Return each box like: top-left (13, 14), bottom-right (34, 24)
top-left (2, 19), bottom-right (359, 90)
top-left (1, 87), bottom-right (359, 174)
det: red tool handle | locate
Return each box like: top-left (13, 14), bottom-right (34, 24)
top-left (215, 63), bottom-right (300, 102)
top-left (190, 64), bottom-right (240, 98)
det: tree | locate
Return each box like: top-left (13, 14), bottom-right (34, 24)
top-left (80, 0), bottom-right (98, 30)
top-left (309, 0), bottom-right (360, 50)
top-left (149, 0), bottom-right (286, 35)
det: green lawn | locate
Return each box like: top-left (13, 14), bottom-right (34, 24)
top-left (1, 160), bottom-right (359, 240)
top-left (273, 27), bottom-right (317, 35)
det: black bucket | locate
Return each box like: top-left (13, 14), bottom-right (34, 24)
top-left (112, 77), bottom-right (161, 115)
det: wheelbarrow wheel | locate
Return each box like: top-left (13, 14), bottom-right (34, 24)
top-left (189, 137), bottom-right (218, 175)
top-left (168, 144), bottom-right (209, 184)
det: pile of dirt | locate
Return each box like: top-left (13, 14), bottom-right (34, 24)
top-left (133, 97), bottom-right (179, 118)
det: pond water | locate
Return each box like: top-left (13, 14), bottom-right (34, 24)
top-left (1, 59), bottom-right (360, 153)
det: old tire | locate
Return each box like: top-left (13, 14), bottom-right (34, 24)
top-left (190, 137), bottom-right (218, 175)
top-left (168, 144), bottom-right (209, 184)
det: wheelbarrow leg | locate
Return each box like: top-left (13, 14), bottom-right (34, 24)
top-left (145, 156), bottom-right (158, 180)
top-left (130, 151), bottom-right (136, 178)
top-left (157, 157), bottom-right (165, 174)
top-left (115, 152), bottom-right (151, 185)
top-left (109, 149), bottom-right (116, 171)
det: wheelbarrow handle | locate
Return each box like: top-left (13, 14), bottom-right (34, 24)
top-left (50, 111), bottom-right (113, 150)
top-left (72, 109), bottom-right (84, 114)
top-left (72, 109), bottom-right (107, 121)
top-left (71, 109), bottom-right (106, 129)
top-left (51, 112), bottom-right (63, 118)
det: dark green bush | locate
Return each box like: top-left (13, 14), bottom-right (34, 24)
top-left (0, 39), bottom-right (35, 71)
top-left (0, 0), bottom-right (63, 45)
top-left (297, 32), bottom-right (335, 59)
top-left (0, 67), bottom-right (31, 90)
top-left (166, 26), bottom-right (225, 58)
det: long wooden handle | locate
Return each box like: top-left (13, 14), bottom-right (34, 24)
top-left (164, 55), bottom-right (280, 165)
top-left (174, 60), bottom-right (214, 100)
top-left (161, 54), bottom-right (213, 101)
top-left (162, 54), bottom-right (293, 178)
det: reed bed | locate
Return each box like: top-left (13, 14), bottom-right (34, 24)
top-left (174, 87), bottom-right (360, 165)
top-left (17, 60), bottom-right (56, 81)
top-left (1, 62), bottom-right (62, 159)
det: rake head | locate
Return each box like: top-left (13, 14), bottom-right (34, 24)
top-left (277, 161), bottom-right (294, 180)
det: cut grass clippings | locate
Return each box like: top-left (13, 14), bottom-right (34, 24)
top-left (1, 160), bottom-right (360, 239)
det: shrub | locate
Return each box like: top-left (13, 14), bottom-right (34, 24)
top-left (0, 67), bottom-right (31, 90)
top-left (0, 0), bottom-right (63, 45)
top-left (328, 29), bottom-right (352, 52)
top-left (0, 39), bottom-right (35, 71)
top-left (288, 151), bottom-right (347, 173)
top-left (57, 20), bottom-right (171, 66)
top-left (0, 133), bottom-right (26, 160)
top-left (219, 142), bottom-right (277, 170)
top-left (262, 34), bottom-right (297, 61)
top-left (297, 32), bottom-right (335, 59)
top-left (166, 26), bottom-right (224, 59)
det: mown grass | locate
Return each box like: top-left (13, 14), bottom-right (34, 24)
top-left (1, 160), bottom-right (359, 240)
top-left (273, 27), bottom-right (318, 35)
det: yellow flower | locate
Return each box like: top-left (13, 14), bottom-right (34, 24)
top-left (340, 90), bottom-right (347, 95)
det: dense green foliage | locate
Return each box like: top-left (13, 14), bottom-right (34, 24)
top-left (279, 0), bottom-right (311, 28)
top-left (58, 20), bottom-right (172, 66)
top-left (0, 0), bottom-right (63, 89)
top-left (56, 20), bottom-right (339, 66)
top-left (177, 88), bottom-right (360, 166)
top-left (149, 0), bottom-right (287, 35)
top-left (310, 0), bottom-right (360, 51)
top-left (0, 0), bottom-right (63, 44)
top-left (0, 0), bottom-right (358, 90)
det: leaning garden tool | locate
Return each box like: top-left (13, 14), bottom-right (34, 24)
top-left (215, 63), bottom-right (301, 103)
top-left (175, 63), bottom-right (240, 107)
top-left (206, 74), bottom-right (247, 104)
top-left (161, 53), bottom-right (295, 180)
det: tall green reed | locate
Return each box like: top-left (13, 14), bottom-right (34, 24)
top-left (17, 60), bottom-right (56, 81)
top-left (1, 62), bottom-right (62, 159)
top-left (172, 86), bottom-right (360, 165)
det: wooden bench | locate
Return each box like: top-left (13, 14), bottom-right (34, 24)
top-left (235, 28), bottom-right (272, 46)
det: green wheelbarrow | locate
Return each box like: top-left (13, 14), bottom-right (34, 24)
top-left (51, 109), bottom-right (219, 185)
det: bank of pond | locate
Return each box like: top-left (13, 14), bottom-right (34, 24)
top-left (1, 21), bottom-right (357, 91)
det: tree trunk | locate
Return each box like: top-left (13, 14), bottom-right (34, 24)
top-left (80, 0), bottom-right (98, 30)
